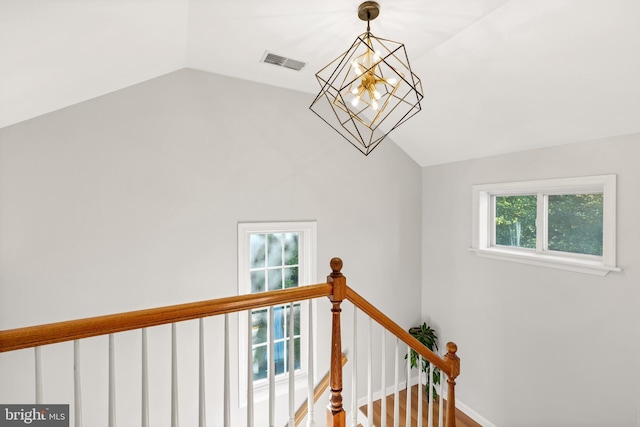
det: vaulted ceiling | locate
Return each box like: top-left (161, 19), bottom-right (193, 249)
top-left (2, 0), bottom-right (638, 166)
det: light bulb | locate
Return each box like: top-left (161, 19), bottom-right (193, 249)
top-left (354, 67), bottom-right (362, 76)
top-left (351, 97), bottom-right (360, 107)
top-left (372, 100), bottom-right (379, 110)
top-left (351, 87), bottom-right (359, 95)
top-left (374, 51), bottom-right (381, 62)
top-left (373, 90), bottom-right (381, 100)
top-left (386, 77), bottom-right (397, 85)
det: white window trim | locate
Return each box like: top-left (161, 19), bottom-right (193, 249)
top-left (237, 221), bottom-right (317, 406)
top-left (470, 175), bottom-right (621, 276)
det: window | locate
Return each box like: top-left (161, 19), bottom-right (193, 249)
top-left (471, 175), bottom-right (620, 276)
top-left (237, 221), bottom-right (317, 403)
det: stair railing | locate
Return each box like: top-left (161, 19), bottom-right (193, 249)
top-left (325, 258), bottom-right (461, 427)
top-left (0, 258), bottom-right (460, 427)
top-left (1, 284), bottom-right (334, 426)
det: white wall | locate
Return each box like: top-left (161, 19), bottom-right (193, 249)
top-left (422, 134), bottom-right (640, 426)
top-left (0, 69), bottom-right (423, 425)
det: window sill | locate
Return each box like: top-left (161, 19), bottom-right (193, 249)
top-left (469, 247), bottom-right (622, 276)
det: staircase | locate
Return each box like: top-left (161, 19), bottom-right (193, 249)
top-left (0, 257), bottom-right (462, 427)
top-left (359, 385), bottom-right (480, 427)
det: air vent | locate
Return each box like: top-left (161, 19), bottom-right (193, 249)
top-left (261, 51), bottom-right (306, 71)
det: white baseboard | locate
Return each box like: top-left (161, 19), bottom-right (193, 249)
top-left (452, 398), bottom-right (497, 427)
top-left (439, 387), bottom-right (497, 427)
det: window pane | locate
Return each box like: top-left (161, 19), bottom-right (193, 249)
top-left (253, 345), bottom-right (268, 380)
top-left (495, 195), bottom-right (537, 249)
top-left (268, 268), bottom-right (283, 291)
top-left (274, 341), bottom-right (285, 375)
top-left (267, 234), bottom-right (283, 267)
top-left (548, 194), bottom-right (603, 255)
top-left (282, 304), bottom-right (300, 338)
top-left (284, 233), bottom-right (298, 265)
top-left (252, 309), bottom-right (268, 345)
top-left (284, 267), bottom-right (298, 288)
top-left (285, 338), bottom-right (301, 371)
top-left (250, 270), bottom-right (265, 294)
top-left (290, 303), bottom-right (300, 336)
top-left (273, 306), bottom-right (285, 340)
top-left (250, 234), bottom-right (266, 268)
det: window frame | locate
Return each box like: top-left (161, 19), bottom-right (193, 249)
top-left (471, 175), bottom-right (620, 276)
top-left (237, 221), bottom-right (317, 406)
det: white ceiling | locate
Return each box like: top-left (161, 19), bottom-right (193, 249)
top-left (1, 0), bottom-right (638, 166)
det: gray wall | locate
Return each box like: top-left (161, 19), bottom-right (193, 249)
top-left (0, 69), bottom-right (423, 425)
top-left (422, 134), bottom-right (640, 426)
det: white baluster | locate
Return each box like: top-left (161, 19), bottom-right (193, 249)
top-left (268, 306), bottom-right (275, 427)
top-left (307, 300), bottom-right (315, 427)
top-left (224, 314), bottom-right (230, 427)
top-left (35, 347), bottom-right (43, 404)
top-left (74, 340), bottom-right (83, 427)
top-left (288, 303), bottom-right (295, 427)
top-left (351, 307), bottom-right (358, 427)
top-left (393, 339), bottom-right (399, 427)
top-left (380, 330), bottom-right (386, 427)
top-left (427, 362), bottom-right (433, 427)
top-left (247, 311), bottom-right (254, 427)
top-left (367, 317), bottom-right (373, 427)
top-left (171, 324), bottom-right (178, 427)
top-left (141, 329), bottom-right (148, 427)
top-left (199, 319), bottom-right (206, 427)
top-left (405, 345), bottom-right (411, 427)
top-left (109, 334), bottom-right (116, 427)
top-left (418, 355), bottom-right (423, 427)
top-left (438, 371), bottom-right (444, 427)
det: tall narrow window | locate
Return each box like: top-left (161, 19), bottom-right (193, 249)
top-left (238, 222), bottom-right (317, 403)
top-left (249, 232), bottom-right (301, 379)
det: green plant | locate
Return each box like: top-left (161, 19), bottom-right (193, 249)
top-left (406, 322), bottom-right (440, 400)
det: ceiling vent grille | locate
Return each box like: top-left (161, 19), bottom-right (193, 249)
top-left (262, 51), bottom-right (306, 71)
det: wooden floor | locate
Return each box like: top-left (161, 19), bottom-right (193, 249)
top-left (359, 385), bottom-right (481, 427)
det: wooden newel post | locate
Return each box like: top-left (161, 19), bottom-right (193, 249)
top-left (326, 258), bottom-right (347, 427)
top-left (444, 342), bottom-right (460, 427)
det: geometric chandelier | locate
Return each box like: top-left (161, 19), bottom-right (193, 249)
top-left (309, 1), bottom-right (424, 155)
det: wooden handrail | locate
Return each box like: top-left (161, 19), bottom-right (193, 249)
top-left (0, 257), bottom-right (459, 427)
top-left (0, 283), bottom-right (333, 353)
top-left (345, 286), bottom-right (459, 380)
top-left (291, 353), bottom-right (348, 427)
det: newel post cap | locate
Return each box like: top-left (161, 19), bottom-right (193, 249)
top-left (328, 257), bottom-right (346, 301)
top-left (330, 257), bottom-right (343, 275)
top-left (444, 341), bottom-right (460, 379)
